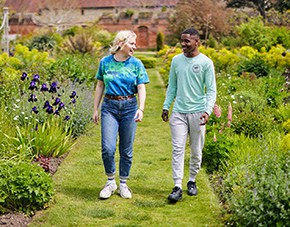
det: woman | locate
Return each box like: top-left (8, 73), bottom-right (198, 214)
top-left (92, 30), bottom-right (149, 199)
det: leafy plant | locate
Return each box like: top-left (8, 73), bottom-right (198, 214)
top-left (232, 112), bottom-right (271, 138)
top-left (0, 160), bottom-right (54, 215)
top-left (237, 55), bottom-right (270, 77)
top-left (156, 31), bottom-right (164, 51)
top-left (222, 152), bottom-right (290, 226)
top-left (203, 131), bottom-right (234, 173)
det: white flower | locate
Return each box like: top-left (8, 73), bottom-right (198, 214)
top-left (233, 101), bottom-right (237, 104)
top-left (13, 116), bottom-right (19, 120)
top-left (231, 95), bottom-right (235, 99)
top-left (16, 99), bottom-right (20, 102)
top-left (21, 112), bottom-right (25, 115)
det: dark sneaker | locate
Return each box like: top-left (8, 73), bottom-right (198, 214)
top-left (187, 181), bottom-right (198, 196)
top-left (168, 186), bottom-right (182, 202)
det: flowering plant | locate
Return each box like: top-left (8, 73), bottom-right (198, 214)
top-left (7, 72), bottom-right (80, 161)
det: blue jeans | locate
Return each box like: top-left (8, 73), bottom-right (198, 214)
top-left (101, 97), bottom-right (137, 179)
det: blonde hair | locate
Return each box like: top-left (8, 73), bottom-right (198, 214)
top-left (109, 30), bottom-right (137, 54)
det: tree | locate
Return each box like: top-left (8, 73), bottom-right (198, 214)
top-left (273, 0), bottom-right (290, 13)
top-left (225, 0), bottom-right (274, 19)
top-left (170, 0), bottom-right (231, 43)
top-left (32, 0), bottom-right (79, 33)
top-left (156, 31), bottom-right (164, 51)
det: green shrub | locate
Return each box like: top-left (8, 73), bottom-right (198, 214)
top-left (27, 34), bottom-right (57, 52)
top-left (237, 55), bottom-right (271, 77)
top-left (223, 152), bottom-right (290, 226)
top-left (156, 32), bottom-right (164, 51)
top-left (232, 112), bottom-right (270, 138)
top-left (138, 56), bottom-right (156, 68)
top-left (203, 131), bottom-right (234, 173)
top-left (279, 133), bottom-right (290, 151)
top-left (282, 119), bottom-right (290, 133)
top-left (0, 160), bottom-right (54, 215)
top-left (48, 53), bottom-right (99, 84)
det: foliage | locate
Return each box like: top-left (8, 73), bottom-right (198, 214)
top-left (0, 160), bottom-right (54, 215)
top-left (172, 0), bottom-right (231, 41)
top-left (25, 33), bottom-right (60, 52)
top-left (47, 53), bottom-right (100, 84)
top-left (61, 32), bottom-right (102, 54)
top-left (222, 150), bottom-right (290, 226)
top-left (203, 130), bottom-right (234, 173)
top-left (156, 31), bottom-right (164, 51)
top-left (236, 17), bottom-right (290, 50)
top-left (232, 112), bottom-right (271, 138)
top-left (137, 56), bottom-right (156, 68)
top-left (3, 72), bottom-right (93, 158)
top-left (279, 133), bottom-right (290, 151)
top-left (237, 54), bottom-right (270, 77)
top-left (282, 119), bottom-right (290, 133)
top-left (226, 0), bottom-right (272, 18)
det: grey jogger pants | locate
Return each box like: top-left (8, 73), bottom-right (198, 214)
top-left (169, 112), bottom-right (205, 184)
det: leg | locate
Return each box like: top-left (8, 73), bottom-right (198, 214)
top-left (188, 113), bottom-right (205, 181)
top-left (169, 112), bottom-right (188, 187)
top-left (118, 98), bottom-right (137, 179)
top-left (101, 102), bottom-right (119, 177)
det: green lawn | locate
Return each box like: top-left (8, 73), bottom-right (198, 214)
top-left (29, 68), bottom-right (223, 227)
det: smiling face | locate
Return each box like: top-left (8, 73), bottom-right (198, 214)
top-left (120, 36), bottom-right (137, 57)
top-left (180, 33), bottom-right (200, 57)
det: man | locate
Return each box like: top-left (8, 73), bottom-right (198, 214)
top-left (161, 28), bottom-right (216, 202)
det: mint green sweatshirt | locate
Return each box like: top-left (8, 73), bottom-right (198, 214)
top-left (163, 53), bottom-right (216, 115)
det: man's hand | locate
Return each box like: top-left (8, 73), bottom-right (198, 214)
top-left (161, 109), bottom-right (169, 122)
top-left (200, 112), bottom-right (209, 125)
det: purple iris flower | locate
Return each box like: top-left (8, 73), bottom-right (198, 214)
top-left (70, 91), bottom-right (77, 98)
top-left (54, 109), bottom-right (60, 115)
top-left (40, 83), bottom-right (49, 92)
top-left (58, 102), bottom-right (65, 110)
top-left (28, 94), bottom-right (37, 102)
top-left (21, 72), bottom-right (27, 81)
top-left (29, 81), bottom-right (37, 90)
top-left (49, 82), bottom-right (58, 93)
top-left (32, 74), bottom-right (40, 82)
top-left (71, 98), bottom-right (76, 104)
top-left (53, 97), bottom-right (61, 106)
top-left (46, 105), bottom-right (54, 114)
top-left (43, 101), bottom-right (50, 109)
top-left (64, 115), bottom-right (70, 121)
top-left (32, 106), bottom-right (39, 114)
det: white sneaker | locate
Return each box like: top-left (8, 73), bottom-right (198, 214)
top-left (99, 181), bottom-right (117, 199)
top-left (118, 184), bottom-right (132, 199)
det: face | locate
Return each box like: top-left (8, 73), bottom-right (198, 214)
top-left (120, 37), bottom-right (136, 56)
top-left (180, 33), bottom-right (199, 56)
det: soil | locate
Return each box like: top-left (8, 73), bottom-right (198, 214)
top-left (0, 155), bottom-right (67, 227)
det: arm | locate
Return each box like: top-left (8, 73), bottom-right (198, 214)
top-left (135, 83), bottom-right (146, 122)
top-left (201, 61), bottom-right (217, 125)
top-left (92, 80), bottom-right (105, 124)
top-left (162, 58), bottom-right (177, 122)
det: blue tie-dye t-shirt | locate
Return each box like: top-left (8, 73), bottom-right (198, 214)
top-left (96, 55), bottom-right (149, 96)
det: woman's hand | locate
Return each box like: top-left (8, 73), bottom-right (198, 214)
top-left (92, 110), bottom-right (99, 124)
top-left (134, 108), bottom-right (144, 122)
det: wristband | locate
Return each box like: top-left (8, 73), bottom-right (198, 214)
top-left (138, 108), bottom-right (144, 112)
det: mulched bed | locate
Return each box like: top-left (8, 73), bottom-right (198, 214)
top-left (0, 154), bottom-right (67, 226)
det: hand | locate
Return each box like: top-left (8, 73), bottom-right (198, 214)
top-left (92, 110), bottom-right (99, 125)
top-left (200, 112), bottom-right (209, 125)
top-left (134, 109), bottom-right (143, 122)
top-left (161, 109), bottom-right (169, 122)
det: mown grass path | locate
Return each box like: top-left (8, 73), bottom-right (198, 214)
top-left (29, 69), bottom-right (223, 227)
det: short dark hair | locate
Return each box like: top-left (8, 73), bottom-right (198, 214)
top-left (181, 28), bottom-right (199, 38)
